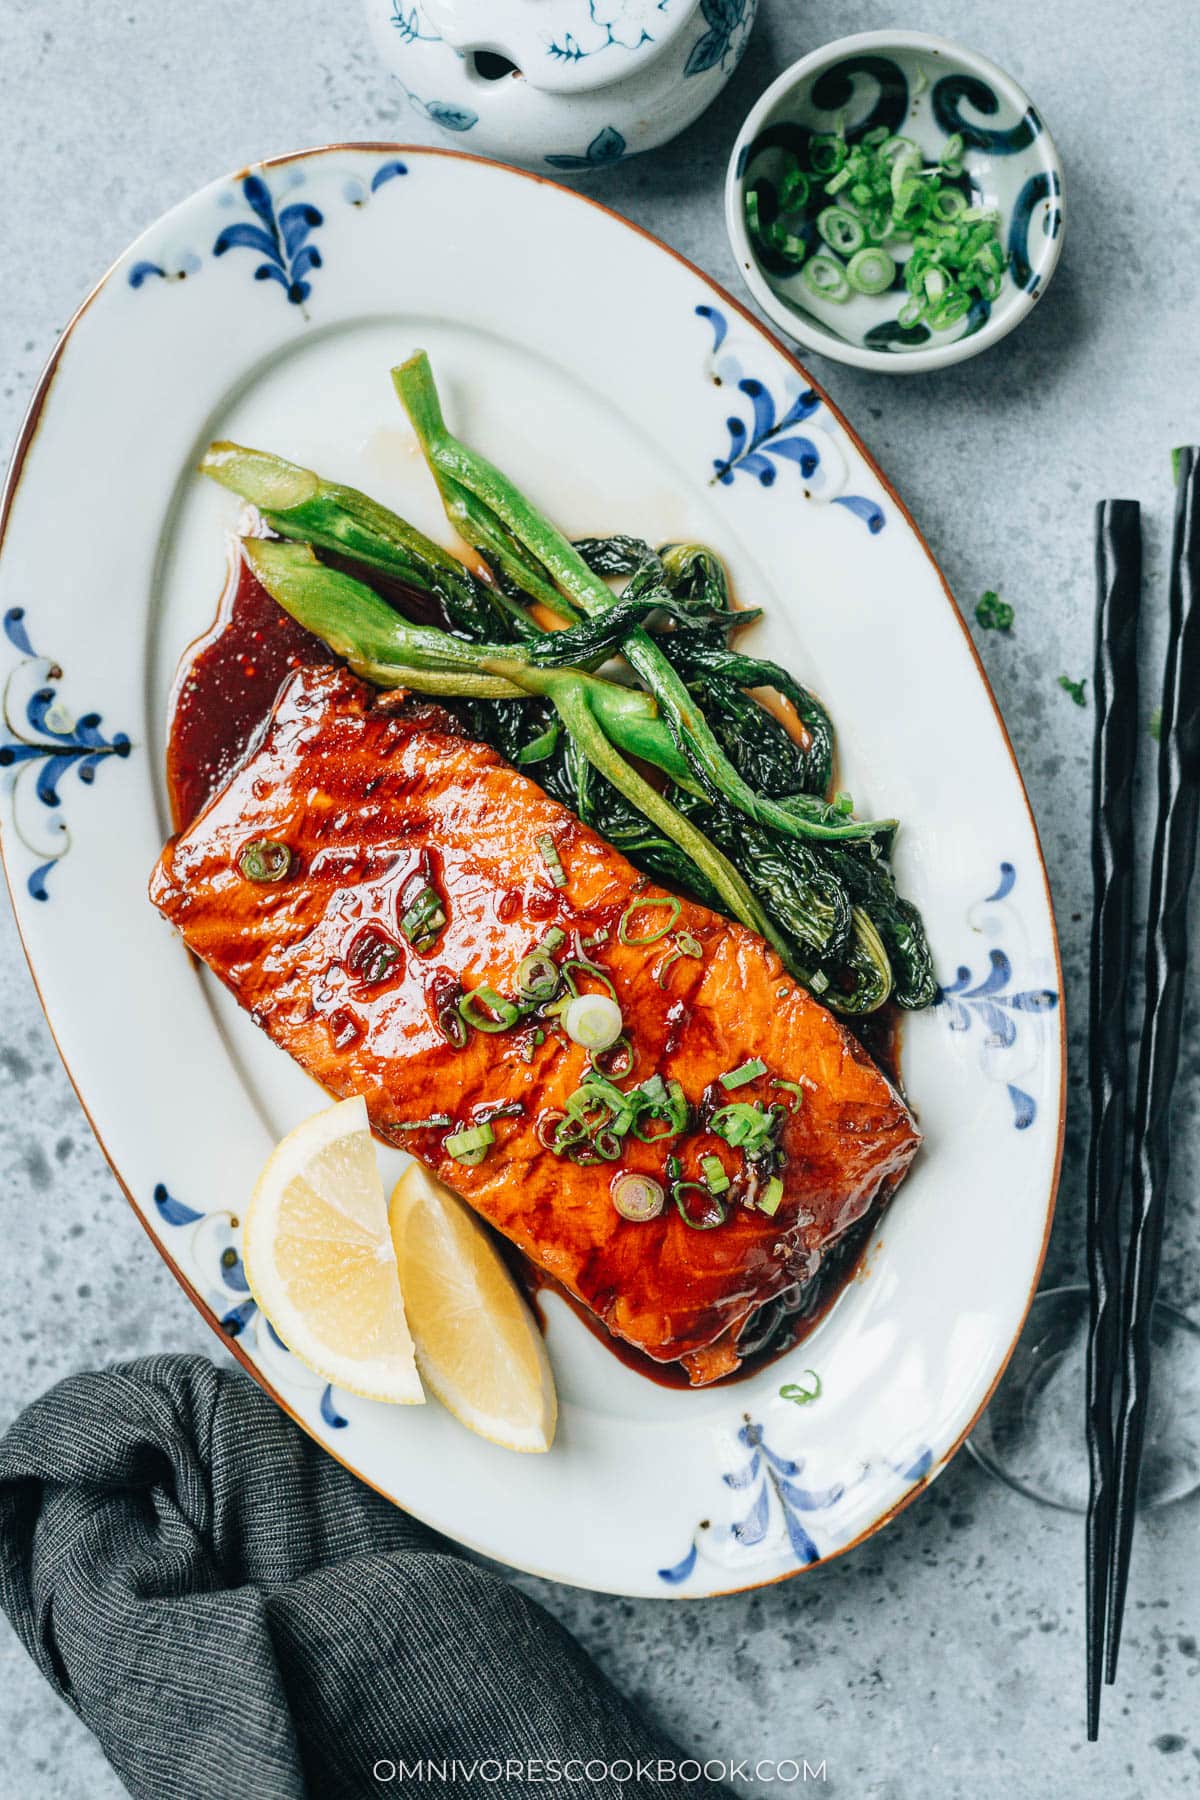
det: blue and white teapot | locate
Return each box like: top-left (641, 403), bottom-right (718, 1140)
top-left (365, 1), bottom-right (759, 171)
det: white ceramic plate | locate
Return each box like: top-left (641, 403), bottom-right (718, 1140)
top-left (0, 145), bottom-right (1063, 1597)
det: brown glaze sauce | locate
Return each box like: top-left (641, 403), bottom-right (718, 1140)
top-left (501, 1211), bottom-right (879, 1391)
top-left (167, 550), bottom-right (335, 832)
top-left (165, 545), bottom-right (907, 1390)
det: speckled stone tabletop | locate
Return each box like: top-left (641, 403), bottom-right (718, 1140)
top-left (2, 2), bottom-right (1198, 1795)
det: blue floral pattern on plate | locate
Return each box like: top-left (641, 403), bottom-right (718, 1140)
top-left (937, 862), bottom-right (1059, 1128)
top-left (659, 1415), bottom-right (933, 1584)
top-left (153, 1181), bottom-right (348, 1428)
top-left (697, 305), bottom-right (886, 530)
top-left (129, 160), bottom-right (411, 304)
top-left (0, 608), bottom-right (130, 900)
top-left (212, 175), bottom-right (325, 307)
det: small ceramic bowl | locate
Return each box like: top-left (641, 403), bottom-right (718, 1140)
top-left (725, 31), bottom-right (1064, 373)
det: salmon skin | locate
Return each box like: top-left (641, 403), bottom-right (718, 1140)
top-left (151, 665), bottom-right (920, 1383)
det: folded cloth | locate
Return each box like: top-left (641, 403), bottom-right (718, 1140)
top-left (0, 1355), bottom-right (727, 1800)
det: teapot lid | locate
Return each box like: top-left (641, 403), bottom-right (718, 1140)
top-left (421, 0), bottom-right (702, 95)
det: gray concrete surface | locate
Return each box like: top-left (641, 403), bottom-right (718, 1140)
top-left (1, 1), bottom-right (1198, 1794)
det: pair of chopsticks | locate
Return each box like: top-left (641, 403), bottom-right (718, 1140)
top-left (1085, 448), bottom-right (1200, 1738)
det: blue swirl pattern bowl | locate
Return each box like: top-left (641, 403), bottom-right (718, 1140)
top-left (725, 31), bottom-right (1065, 373)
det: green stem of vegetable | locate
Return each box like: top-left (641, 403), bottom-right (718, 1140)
top-left (242, 539), bottom-right (700, 788)
top-left (241, 539), bottom-right (511, 680)
top-left (546, 680), bottom-right (802, 975)
top-left (200, 441), bottom-right (492, 611)
top-left (395, 354), bottom-right (615, 613)
top-left (392, 352), bottom-right (893, 846)
top-left (428, 464), bottom-right (582, 625)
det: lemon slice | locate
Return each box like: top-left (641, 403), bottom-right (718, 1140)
top-left (389, 1162), bottom-right (556, 1453)
top-left (243, 1097), bottom-right (423, 1405)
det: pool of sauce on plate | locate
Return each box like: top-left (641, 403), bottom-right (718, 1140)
top-left (166, 548), bottom-right (907, 1389)
top-left (166, 549), bottom-right (335, 831)
top-left (501, 1207), bottom-right (881, 1391)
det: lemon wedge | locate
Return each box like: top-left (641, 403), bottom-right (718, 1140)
top-left (389, 1161), bottom-right (556, 1453)
top-left (243, 1097), bottom-right (423, 1405)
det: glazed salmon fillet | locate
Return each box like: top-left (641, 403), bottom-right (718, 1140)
top-left (150, 664), bottom-right (920, 1381)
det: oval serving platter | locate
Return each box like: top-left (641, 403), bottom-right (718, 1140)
top-left (0, 146), bottom-right (1063, 1598)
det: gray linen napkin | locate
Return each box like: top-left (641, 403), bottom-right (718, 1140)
top-left (0, 1354), bottom-right (727, 1800)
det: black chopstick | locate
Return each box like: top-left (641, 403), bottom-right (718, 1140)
top-left (1105, 446), bottom-right (1200, 1682)
top-left (1085, 500), bottom-right (1142, 1739)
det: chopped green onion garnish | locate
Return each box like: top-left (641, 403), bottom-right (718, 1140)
top-left (458, 985), bottom-right (521, 1033)
top-left (563, 992), bottom-right (624, 1053)
top-left (710, 1102), bottom-right (778, 1154)
top-left (758, 1176), bottom-right (784, 1216)
top-left (674, 931), bottom-right (703, 959)
top-left (745, 185), bottom-right (809, 266)
top-left (631, 1075), bottom-right (688, 1142)
top-left (239, 838), bottom-right (292, 883)
top-left (770, 1078), bottom-right (805, 1111)
top-left (721, 1057), bottom-right (768, 1090)
top-left (400, 884), bottom-right (446, 950)
top-left (560, 1074), bottom-right (638, 1145)
top-left (932, 188), bottom-right (967, 222)
top-left (562, 957), bottom-right (618, 1000)
top-left (536, 832), bottom-right (567, 888)
top-left (779, 165), bottom-right (810, 210)
top-left (654, 948), bottom-right (683, 988)
top-left (618, 896), bottom-right (681, 945)
top-left (611, 1172), bottom-right (665, 1223)
top-left (540, 926), bottom-right (567, 955)
top-left (517, 951), bottom-right (560, 1002)
top-left (700, 1154), bottom-right (730, 1195)
top-left (802, 254), bottom-right (851, 303)
top-left (846, 246), bottom-right (896, 294)
top-left (435, 997), bottom-right (469, 1050)
top-left (809, 134), bottom-right (846, 175)
top-left (758, 126), bottom-right (1003, 346)
top-left (520, 1027), bottom-right (545, 1063)
top-left (817, 206), bottom-right (864, 256)
top-left (592, 1034), bottom-right (634, 1080)
top-left (353, 938), bottom-right (402, 985)
top-left (473, 1100), bottom-right (523, 1124)
top-left (444, 1122), bottom-right (495, 1167)
top-left (780, 1370), bottom-right (822, 1407)
top-left (975, 590), bottom-right (1014, 632)
top-left (672, 1182), bottom-right (727, 1230)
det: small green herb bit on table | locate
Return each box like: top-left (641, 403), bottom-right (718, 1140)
top-left (1058, 675), bottom-right (1088, 707)
top-left (975, 590), bottom-right (1014, 631)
